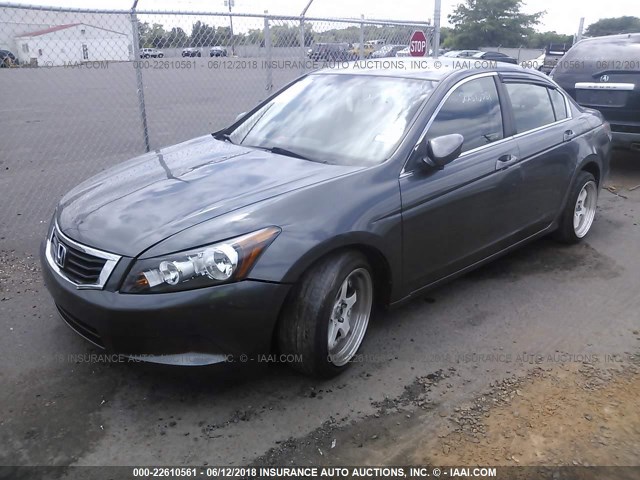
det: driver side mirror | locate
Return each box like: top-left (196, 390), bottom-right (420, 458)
top-left (417, 134), bottom-right (464, 170)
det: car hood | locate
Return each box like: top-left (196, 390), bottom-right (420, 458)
top-left (57, 135), bottom-right (358, 257)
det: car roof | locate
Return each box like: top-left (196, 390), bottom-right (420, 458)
top-left (313, 57), bottom-right (528, 81)
top-left (578, 32), bottom-right (640, 44)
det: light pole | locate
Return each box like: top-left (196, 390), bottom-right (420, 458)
top-left (576, 17), bottom-right (585, 43)
top-left (224, 0), bottom-right (235, 56)
top-left (433, 0), bottom-right (441, 58)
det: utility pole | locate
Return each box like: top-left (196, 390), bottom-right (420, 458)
top-left (224, 0), bottom-right (235, 56)
top-left (299, 0), bottom-right (315, 72)
top-left (130, 0), bottom-right (150, 152)
top-left (433, 0), bottom-right (441, 58)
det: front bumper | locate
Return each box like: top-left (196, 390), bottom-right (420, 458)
top-left (41, 241), bottom-right (291, 365)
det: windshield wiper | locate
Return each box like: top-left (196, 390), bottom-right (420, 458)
top-left (261, 146), bottom-right (331, 164)
top-left (213, 131), bottom-right (234, 143)
top-left (264, 146), bottom-right (311, 161)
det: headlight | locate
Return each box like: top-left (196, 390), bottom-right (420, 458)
top-left (121, 227), bottom-right (280, 293)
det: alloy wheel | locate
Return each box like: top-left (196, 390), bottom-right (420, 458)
top-left (327, 268), bottom-right (373, 367)
top-left (574, 180), bottom-right (598, 238)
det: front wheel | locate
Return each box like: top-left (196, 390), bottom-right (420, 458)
top-left (277, 251), bottom-right (374, 377)
top-left (554, 171), bottom-right (598, 243)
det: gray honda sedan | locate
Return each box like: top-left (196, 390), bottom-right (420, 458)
top-left (42, 59), bottom-right (611, 377)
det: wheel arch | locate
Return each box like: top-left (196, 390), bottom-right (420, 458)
top-left (580, 159), bottom-right (601, 187)
top-left (280, 234), bottom-right (395, 307)
top-left (270, 239), bottom-right (394, 355)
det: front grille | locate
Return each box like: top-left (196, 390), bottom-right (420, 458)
top-left (56, 304), bottom-right (105, 349)
top-left (52, 232), bottom-right (107, 285)
top-left (46, 225), bottom-right (120, 289)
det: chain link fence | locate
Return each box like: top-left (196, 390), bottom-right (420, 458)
top-left (0, 2), bottom-right (431, 249)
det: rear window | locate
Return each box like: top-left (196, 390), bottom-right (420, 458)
top-left (549, 89), bottom-right (568, 120)
top-left (555, 34), bottom-right (640, 74)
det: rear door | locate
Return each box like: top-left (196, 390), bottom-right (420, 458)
top-left (500, 78), bottom-right (577, 232)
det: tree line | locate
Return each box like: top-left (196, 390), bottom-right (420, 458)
top-left (138, 20), bottom-right (419, 49)
top-left (138, 1), bottom-right (640, 51)
top-left (443, 0), bottom-right (639, 49)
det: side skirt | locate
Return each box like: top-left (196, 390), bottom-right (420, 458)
top-left (389, 222), bottom-right (557, 309)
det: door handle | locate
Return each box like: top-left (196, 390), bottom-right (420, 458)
top-left (563, 129), bottom-right (575, 142)
top-left (495, 154), bottom-right (518, 170)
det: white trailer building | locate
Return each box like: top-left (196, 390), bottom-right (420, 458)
top-left (15, 23), bottom-right (131, 66)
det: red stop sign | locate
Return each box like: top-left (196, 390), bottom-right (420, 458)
top-left (410, 30), bottom-right (428, 57)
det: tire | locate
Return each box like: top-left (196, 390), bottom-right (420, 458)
top-left (277, 251), bottom-right (374, 378)
top-left (553, 171), bottom-right (598, 244)
top-left (158, 54), bottom-right (164, 58)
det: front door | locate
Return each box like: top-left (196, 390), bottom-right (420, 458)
top-left (400, 74), bottom-right (523, 294)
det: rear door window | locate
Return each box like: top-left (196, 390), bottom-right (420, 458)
top-left (505, 83), bottom-right (556, 133)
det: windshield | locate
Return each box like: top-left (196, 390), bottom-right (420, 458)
top-left (228, 74), bottom-right (436, 166)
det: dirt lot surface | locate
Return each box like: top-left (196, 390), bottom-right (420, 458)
top-left (0, 151), bottom-right (639, 479)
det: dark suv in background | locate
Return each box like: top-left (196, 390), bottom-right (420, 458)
top-left (551, 33), bottom-right (640, 151)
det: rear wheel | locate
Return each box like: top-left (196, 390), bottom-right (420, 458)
top-left (554, 171), bottom-right (598, 243)
top-left (277, 251), bottom-right (373, 377)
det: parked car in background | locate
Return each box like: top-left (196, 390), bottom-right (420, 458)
top-left (472, 51), bottom-right (518, 64)
top-left (181, 48), bottom-right (202, 57)
top-left (395, 46), bottom-right (411, 57)
top-left (551, 33), bottom-right (640, 151)
top-left (210, 46), bottom-right (228, 57)
top-left (522, 52), bottom-right (546, 70)
top-left (309, 43), bottom-right (351, 61)
top-left (445, 50), bottom-right (482, 58)
top-left (42, 59), bottom-right (610, 378)
top-left (370, 44), bottom-right (407, 58)
top-left (366, 39), bottom-right (386, 48)
top-left (537, 43), bottom-right (571, 74)
top-left (348, 42), bottom-right (375, 59)
top-left (140, 48), bottom-right (164, 58)
top-left (0, 50), bottom-right (17, 67)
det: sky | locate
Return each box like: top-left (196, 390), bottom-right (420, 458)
top-left (10, 0), bottom-right (640, 35)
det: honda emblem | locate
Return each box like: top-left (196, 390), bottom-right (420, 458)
top-left (54, 241), bottom-right (67, 268)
